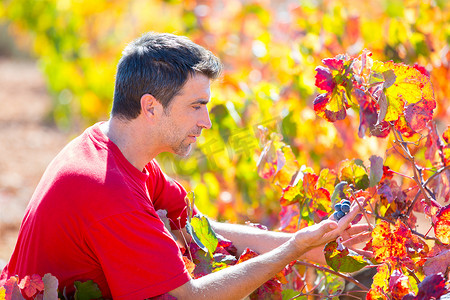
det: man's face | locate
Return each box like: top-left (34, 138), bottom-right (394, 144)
top-left (158, 74), bottom-right (212, 156)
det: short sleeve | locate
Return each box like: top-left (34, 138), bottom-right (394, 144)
top-left (145, 160), bottom-right (190, 230)
top-left (85, 210), bottom-right (191, 299)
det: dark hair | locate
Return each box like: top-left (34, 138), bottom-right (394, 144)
top-left (111, 32), bottom-right (223, 120)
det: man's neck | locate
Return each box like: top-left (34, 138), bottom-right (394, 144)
top-left (100, 117), bottom-right (159, 171)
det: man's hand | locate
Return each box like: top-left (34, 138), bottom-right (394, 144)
top-left (292, 198), bottom-right (368, 252)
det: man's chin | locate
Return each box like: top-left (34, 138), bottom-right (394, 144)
top-left (173, 144), bottom-right (193, 158)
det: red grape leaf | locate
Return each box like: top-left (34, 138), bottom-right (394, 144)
top-left (281, 172), bottom-right (331, 222)
top-left (434, 204), bottom-right (450, 245)
top-left (279, 204), bottom-right (300, 232)
top-left (425, 122), bottom-right (445, 161)
top-left (388, 269), bottom-right (412, 300)
top-left (372, 220), bottom-right (410, 264)
top-left (322, 57), bottom-right (344, 71)
top-left (2, 276), bottom-right (24, 300)
top-left (236, 248), bottom-right (289, 299)
top-left (404, 98), bottom-right (436, 132)
top-left (18, 274), bottom-right (44, 298)
top-left (413, 63), bottom-right (429, 77)
top-left (381, 165), bottom-right (394, 181)
top-left (414, 273), bottom-right (449, 300)
top-left (367, 264), bottom-right (390, 300)
top-left (313, 91), bottom-right (348, 122)
top-left (423, 249), bottom-right (450, 276)
top-left (354, 88), bottom-right (390, 138)
top-left (315, 66), bottom-right (335, 92)
top-left (182, 256), bottom-right (196, 277)
top-left (443, 126), bottom-right (450, 143)
top-left (395, 115), bottom-right (417, 137)
top-left (338, 159), bottom-right (369, 190)
top-left (324, 240), bottom-right (369, 273)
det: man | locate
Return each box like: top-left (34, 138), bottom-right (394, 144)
top-left (1, 32), bottom-right (368, 299)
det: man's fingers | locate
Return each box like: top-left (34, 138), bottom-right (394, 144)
top-left (342, 231), bottom-right (371, 247)
top-left (345, 224), bottom-right (371, 236)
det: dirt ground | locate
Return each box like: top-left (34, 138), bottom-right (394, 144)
top-left (0, 58), bottom-right (71, 266)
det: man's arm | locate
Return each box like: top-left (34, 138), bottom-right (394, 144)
top-left (169, 202), bottom-right (365, 299)
top-left (209, 218), bottom-right (369, 264)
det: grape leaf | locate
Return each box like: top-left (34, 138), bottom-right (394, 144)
top-left (434, 204), bottom-right (450, 245)
top-left (2, 276), bottom-right (24, 300)
top-left (371, 220), bottom-right (410, 264)
top-left (322, 57), bottom-right (344, 71)
top-left (338, 159), bottom-right (370, 190)
top-left (273, 145), bottom-right (300, 189)
top-left (413, 273), bottom-right (449, 300)
top-left (371, 60), bottom-right (435, 134)
top-left (443, 126), bottom-right (450, 143)
top-left (324, 240), bottom-right (369, 273)
top-left (330, 181), bottom-right (349, 204)
top-left (257, 139), bottom-right (278, 179)
top-left (186, 214), bottom-right (219, 256)
top-left (315, 66), bottom-right (335, 93)
top-left (425, 122), bottom-right (445, 161)
top-left (313, 91), bottom-right (348, 122)
top-left (42, 273), bottom-right (58, 300)
top-left (279, 204), bottom-right (300, 232)
top-left (18, 274), bottom-right (44, 298)
top-left (354, 88), bottom-right (390, 138)
top-left (182, 256), bottom-right (196, 277)
top-left (367, 264), bottom-right (389, 300)
top-left (317, 168), bottom-right (337, 193)
top-left (404, 98), bottom-right (436, 132)
top-left (74, 280), bottom-right (102, 300)
top-left (388, 269), bottom-right (411, 299)
top-left (281, 172), bottom-right (331, 223)
top-left (423, 249), bottom-right (450, 276)
top-left (369, 155), bottom-right (384, 187)
top-left (372, 61), bottom-right (435, 105)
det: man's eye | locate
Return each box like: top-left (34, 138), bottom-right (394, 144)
top-left (193, 106), bottom-right (201, 110)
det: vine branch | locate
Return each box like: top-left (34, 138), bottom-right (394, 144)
top-left (295, 261), bottom-right (370, 292)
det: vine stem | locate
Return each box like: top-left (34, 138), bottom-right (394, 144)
top-left (295, 261), bottom-right (370, 292)
top-left (349, 190), bottom-right (374, 231)
top-left (389, 124), bottom-right (439, 215)
top-left (406, 161), bottom-right (450, 217)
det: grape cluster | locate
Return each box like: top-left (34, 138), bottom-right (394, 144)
top-left (333, 200), bottom-right (351, 221)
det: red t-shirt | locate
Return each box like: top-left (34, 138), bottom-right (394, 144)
top-left (0, 123), bottom-right (192, 299)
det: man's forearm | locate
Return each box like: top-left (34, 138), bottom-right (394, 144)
top-left (169, 232), bottom-right (311, 299)
top-left (210, 220), bottom-right (327, 264)
top-left (210, 220), bottom-right (292, 255)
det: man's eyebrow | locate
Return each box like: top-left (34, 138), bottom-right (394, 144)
top-left (191, 99), bottom-right (209, 105)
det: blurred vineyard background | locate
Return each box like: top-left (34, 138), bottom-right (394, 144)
top-left (0, 0), bottom-right (449, 265)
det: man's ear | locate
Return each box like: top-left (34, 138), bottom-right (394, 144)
top-left (140, 94), bottom-right (163, 121)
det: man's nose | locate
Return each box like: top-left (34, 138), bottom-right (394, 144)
top-left (198, 107), bottom-right (212, 130)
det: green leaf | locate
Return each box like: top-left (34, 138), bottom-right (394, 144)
top-left (74, 280), bottom-right (102, 300)
top-left (282, 289), bottom-right (306, 300)
top-left (339, 159), bottom-right (370, 190)
top-left (186, 215), bottom-right (218, 257)
top-left (324, 241), bottom-right (370, 273)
